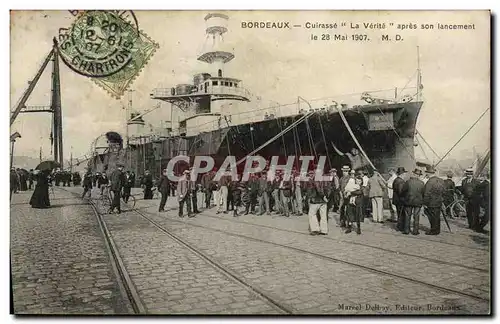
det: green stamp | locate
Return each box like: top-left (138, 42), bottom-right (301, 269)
top-left (58, 10), bottom-right (159, 99)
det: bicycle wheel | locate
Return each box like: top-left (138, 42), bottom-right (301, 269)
top-left (451, 199), bottom-right (467, 218)
top-left (106, 189), bottom-right (113, 208)
top-left (128, 195), bottom-right (136, 209)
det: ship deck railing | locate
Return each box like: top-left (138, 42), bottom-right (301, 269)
top-left (150, 85), bottom-right (253, 100)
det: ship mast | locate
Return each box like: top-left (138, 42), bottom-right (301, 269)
top-left (417, 46), bottom-right (422, 102)
top-left (150, 13), bottom-right (249, 137)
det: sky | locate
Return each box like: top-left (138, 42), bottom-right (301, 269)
top-left (10, 10), bottom-right (490, 164)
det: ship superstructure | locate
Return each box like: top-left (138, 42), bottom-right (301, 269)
top-left (89, 12), bottom-right (424, 179)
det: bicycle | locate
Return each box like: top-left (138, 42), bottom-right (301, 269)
top-left (99, 185), bottom-right (112, 208)
top-left (101, 185), bottom-right (137, 210)
top-left (121, 188), bottom-right (137, 209)
top-left (151, 187), bottom-right (161, 200)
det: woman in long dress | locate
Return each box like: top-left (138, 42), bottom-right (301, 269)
top-left (29, 170), bottom-right (51, 209)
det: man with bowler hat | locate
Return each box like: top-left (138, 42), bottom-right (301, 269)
top-left (423, 166), bottom-right (445, 235)
top-left (400, 169), bottom-right (425, 235)
top-left (392, 167), bottom-right (407, 231)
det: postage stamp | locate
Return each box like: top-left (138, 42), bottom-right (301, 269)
top-left (58, 10), bottom-right (159, 99)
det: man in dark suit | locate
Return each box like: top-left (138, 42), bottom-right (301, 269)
top-left (157, 168), bottom-right (170, 212)
top-left (122, 171), bottom-right (133, 203)
top-left (82, 169), bottom-right (93, 199)
top-left (10, 168), bottom-right (19, 199)
top-left (475, 171), bottom-right (490, 233)
top-left (392, 167), bottom-right (407, 231)
top-left (423, 166), bottom-right (446, 235)
top-left (190, 169), bottom-right (200, 214)
top-left (142, 170), bottom-right (154, 200)
top-left (201, 170), bottom-right (214, 208)
top-left (177, 170), bottom-right (193, 217)
top-left (109, 164), bottom-right (126, 214)
top-left (459, 168), bottom-right (480, 229)
top-left (28, 169), bottom-right (34, 190)
top-left (400, 169), bottom-right (425, 235)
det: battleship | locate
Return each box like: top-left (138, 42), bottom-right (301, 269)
top-left (88, 13), bottom-right (424, 178)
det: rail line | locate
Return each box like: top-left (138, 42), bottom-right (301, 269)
top-left (84, 194), bottom-right (147, 314)
top-left (131, 211), bottom-right (293, 314)
top-left (198, 209), bottom-right (489, 251)
top-left (63, 188), bottom-right (292, 314)
top-left (133, 208), bottom-right (490, 304)
top-left (60, 188), bottom-right (490, 310)
top-left (166, 210), bottom-right (489, 273)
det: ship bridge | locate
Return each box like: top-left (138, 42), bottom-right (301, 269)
top-left (150, 76), bottom-right (251, 103)
top-left (150, 12), bottom-right (252, 136)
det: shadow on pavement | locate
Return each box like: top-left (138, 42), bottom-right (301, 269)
top-left (49, 203), bottom-right (89, 209)
top-left (470, 233), bottom-right (490, 248)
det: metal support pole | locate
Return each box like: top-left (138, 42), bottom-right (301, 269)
top-left (51, 38), bottom-right (63, 168)
top-left (10, 141), bottom-right (15, 167)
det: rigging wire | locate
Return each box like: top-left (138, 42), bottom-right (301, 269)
top-left (336, 106), bottom-right (377, 170)
top-left (249, 124), bottom-right (256, 151)
top-left (373, 105), bottom-right (417, 162)
top-left (396, 70), bottom-right (417, 101)
top-left (292, 117), bottom-right (300, 169)
top-left (414, 135), bottom-right (430, 162)
top-left (275, 114), bottom-right (288, 157)
top-left (416, 130), bottom-right (441, 161)
top-left (434, 107), bottom-right (490, 168)
top-left (236, 111), bottom-right (315, 166)
top-left (305, 117), bottom-right (316, 158)
top-left (317, 113), bottom-right (332, 169)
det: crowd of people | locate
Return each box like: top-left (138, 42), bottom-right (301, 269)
top-left (112, 164), bottom-right (489, 236)
top-left (16, 160), bottom-right (488, 236)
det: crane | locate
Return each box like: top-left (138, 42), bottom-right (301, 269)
top-left (10, 38), bottom-right (64, 167)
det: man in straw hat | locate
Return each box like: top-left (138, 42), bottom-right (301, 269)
top-left (368, 169), bottom-right (387, 223)
top-left (400, 168), bottom-right (425, 235)
top-left (459, 168), bottom-right (480, 229)
top-left (423, 166), bottom-right (445, 235)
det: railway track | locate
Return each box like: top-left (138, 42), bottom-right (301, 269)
top-left (60, 188), bottom-right (490, 313)
top-left (63, 188), bottom-right (292, 314)
top-left (168, 210), bottom-right (489, 272)
top-left (85, 195), bottom-right (146, 314)
top-left (131, 207), bottom-right (490, 304)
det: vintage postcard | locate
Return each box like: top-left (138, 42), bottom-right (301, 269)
top-left (10, 10), bottom-right (490, 315)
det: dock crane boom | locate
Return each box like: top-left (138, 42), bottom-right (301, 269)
top-left (10, 49), bottom-right (54, 126)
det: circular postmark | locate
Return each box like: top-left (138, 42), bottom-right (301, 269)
top-left (58, 10), bottom-right (139, 78)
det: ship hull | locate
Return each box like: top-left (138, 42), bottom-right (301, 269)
top-left (89, 101), bottom-right (423, 178)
